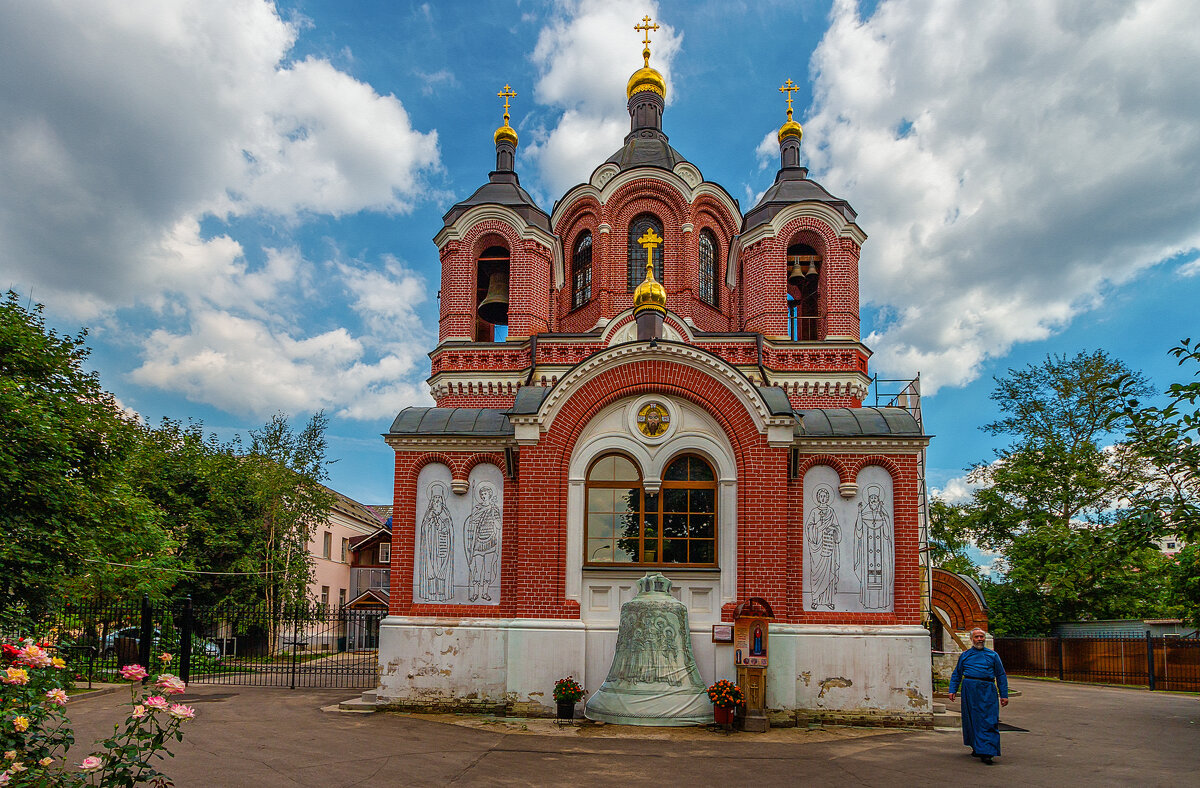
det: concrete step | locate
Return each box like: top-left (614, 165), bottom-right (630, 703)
top-left (934, 708), bottom-right (961, 728)
top-left (932, 702), bottom-right (947, 714)
top-left (337, 691), bottom-right (381, 713)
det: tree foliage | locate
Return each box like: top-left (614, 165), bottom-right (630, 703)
top-left (1112, 339), bottom-right (1200, 624)
top-left (1, 292), bottom-right (335, 616)
top-left (947, 350), bottom-right (1179, 635)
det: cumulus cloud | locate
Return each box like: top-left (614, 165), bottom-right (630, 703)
top-left (0, 0), bottom-right (440, 420)
top-left (803, 0), bottom-right (1200, 392)
top-left (0, 0), bottom-right (438, 316)
top-left (525, 0), bottom-right (682, 195)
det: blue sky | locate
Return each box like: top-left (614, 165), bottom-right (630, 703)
top-left (2, 0), bottom-right (1198, 512)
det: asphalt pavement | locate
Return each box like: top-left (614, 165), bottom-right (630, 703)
top-left (65, 678), bottom-right (1199, 787)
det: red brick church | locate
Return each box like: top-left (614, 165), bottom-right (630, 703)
top-left (378, 21), bottom-right (933, 726)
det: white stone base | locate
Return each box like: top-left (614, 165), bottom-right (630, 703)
top-left (377, 617), bottom-right (932, 725)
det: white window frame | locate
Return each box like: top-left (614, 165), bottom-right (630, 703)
top-left (378, 541), bottom-right (391, 565)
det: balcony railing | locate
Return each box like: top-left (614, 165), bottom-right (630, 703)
top-left (350, 568), bottom-right (390, 600)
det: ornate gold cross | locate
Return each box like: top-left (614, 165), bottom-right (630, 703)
top-left (497, 84), bottom-right (517, 125)
top-left (638, 227), bottom-right (663, 273)
top-left (635, 15), bottom-right (659, 66)
top-left (779, 78), bottom-right (799, 121)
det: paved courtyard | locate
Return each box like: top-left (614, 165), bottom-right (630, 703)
top-left (67, 678), bottom-right (1198, 786)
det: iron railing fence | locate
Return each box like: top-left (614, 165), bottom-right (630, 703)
top-left (9, 597), bottom-right (381, 690)
top-left (995, 635), bottom-right (1200, 692)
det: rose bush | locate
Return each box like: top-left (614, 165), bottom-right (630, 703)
top-left (1, 637), bottom-right (193, 787)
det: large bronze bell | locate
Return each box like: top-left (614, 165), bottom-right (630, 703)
top-left (477, 267), bottom-right (509, 326)
top-left (584, 572), bottom-right (712, 726)
top-left (787, 255), bottom-right (819, 288)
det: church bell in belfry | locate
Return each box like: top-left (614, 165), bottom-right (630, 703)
top-left (476, 247), bottom-right (510, 326)
top-left (584, 572), bottom-right (713, 726)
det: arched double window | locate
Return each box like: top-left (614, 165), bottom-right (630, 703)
top-left (627, 214), bottom-right (664, 290)
top-left (571, 231), bottom-right (592, 309)
top-left (698, 229), bottom-right (718, 307)
top-left (585, 453), bottom-right (717, 566)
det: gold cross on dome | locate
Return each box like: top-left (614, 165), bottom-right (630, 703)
top-left (635, 15), bottom-right (660, 66)
top-left (638, 227), bottom-right (663, 272)
top-left (497, 84), bottom-right (517, 124)
top-left (779, 78), bottom-right (799, 120)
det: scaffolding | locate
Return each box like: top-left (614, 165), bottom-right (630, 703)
top-left (872, 374), bottom-right (932, 627)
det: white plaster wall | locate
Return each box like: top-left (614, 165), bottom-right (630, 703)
top-left (767, 624), bottom-right (931, 714)
top-left (378, 618), bottom-right (929, 719)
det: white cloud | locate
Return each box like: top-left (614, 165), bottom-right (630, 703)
top-left (804, 0), bottom-right (1200, 392)
top-left (931, 471), bottom-right (987, 505)
top-left (525, 0), bottom-right (682, 195)
top-left (1179, 257), bottom-right (1200, 278)
top-left (0, 0), bottom-right (439, 317)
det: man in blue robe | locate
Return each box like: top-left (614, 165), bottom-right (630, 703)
top-left (948, 628), bottom-right (1010, 765)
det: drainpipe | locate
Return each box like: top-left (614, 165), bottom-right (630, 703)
top-left (755, 333), bottom-right (770, 386)
top-left (524, 334), bottom-right (538, 386)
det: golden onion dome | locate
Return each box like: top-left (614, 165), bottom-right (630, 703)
top-left (494, 122), bottom-right (518, 147)
top-left (778, 119), bottom-right (803, 144)
top-left (633, 260), bottom-right (667, 315)
top-left (627, 63), bottom-right (666, 99)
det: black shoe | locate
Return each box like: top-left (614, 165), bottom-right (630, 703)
top-left (970, 750), bottom-right (978, 758)
top-left (981, 756), bottom-right (994, 765)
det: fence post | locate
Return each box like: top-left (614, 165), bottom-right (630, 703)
top-left (179, 597), bottom-right (194, 684)
top-left (1146, 630), bottom-right (1156, 691)
top-left (290, 607), bottom-right (301, 691)
top-left (1058, 637), bottom-right (1065, 681)
top-left (138, 594), bottom-right (153, 677)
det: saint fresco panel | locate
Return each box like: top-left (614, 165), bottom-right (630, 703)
top-left (414, 463), bottom-right (504, 605)
top-left (802, 464), bottom-right (894, 613)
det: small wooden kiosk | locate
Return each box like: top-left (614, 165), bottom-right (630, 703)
top-left (733, 597), bottom-right (774, 732)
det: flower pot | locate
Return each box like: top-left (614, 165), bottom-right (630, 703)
top-left (713, 705), bottom-right (734, 725)
top-left (557, 700), bottom-right (576, 720)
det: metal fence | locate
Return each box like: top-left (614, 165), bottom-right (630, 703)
top-left (995, 635), bottom-right (1200, 692)
top-left (12, 597), bottom-right (382, 690)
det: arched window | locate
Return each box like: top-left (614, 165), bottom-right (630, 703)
top-left (571, 231), bottom-right (592, 309)
top-left (585, 453), bottom-right (717, 566)
top-left (698, 229), bottom-right (718, 307)
top-left (627, 214), bottom-right (663, 291)
top-left (786, 242), bottom-right (820, 340)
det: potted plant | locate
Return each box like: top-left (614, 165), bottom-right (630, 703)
top-left (707, 679), bottom-right (745, 726)
top-left (553, 676), bottom-right (586, 720)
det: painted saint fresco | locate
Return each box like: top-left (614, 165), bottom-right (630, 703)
top-left (802, 465), bottom-right (894, 613)
top-left (413, 463), bottom-right (504, 605)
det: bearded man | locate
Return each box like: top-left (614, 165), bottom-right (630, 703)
top-left (948, 628), bottom-right (1010, 765)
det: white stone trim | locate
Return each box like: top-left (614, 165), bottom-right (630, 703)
top-left (739, 201), bottom-right (867, 248)
top-left (552, 168), bottom-right (740, 233)
top-left (433, 204), bottom-right (565, 289)
top-left (535, 342), bottom-right (792, 438)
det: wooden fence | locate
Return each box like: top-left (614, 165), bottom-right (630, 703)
top-left (994, 635), bottom-right (1200, 692)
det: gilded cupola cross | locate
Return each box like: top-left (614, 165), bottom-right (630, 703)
top-left (635, 15), bottom-right (659, 66)
top-left (497, 84), bottom-right (517, 126)
top-left (637, 227), bottom-right (663, 274)
top-left (779, 78), bottom-right (799, 121)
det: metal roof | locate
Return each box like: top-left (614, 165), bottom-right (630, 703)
top-left (796, 407), bottom-right (921, 437)
top-left (441, 171), bottom-right (551, 232)
top-left (742, 166), bottom-right (856, 232)
top-left (508, 386), bottom-right (552, 416)
top-left (388, 407), bottom-right (514, 437)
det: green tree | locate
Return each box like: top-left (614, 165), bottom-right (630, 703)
top-left (1112, 338), bottom-right (1200, 623)
top-left (962, 350), bottom-right (1173, 632)
top-left (928, 498), bottom-right (980, 579)
top-left (0, 292), bottom-right (164, 615)
top-left (243, 413), bottom-right (335, 625)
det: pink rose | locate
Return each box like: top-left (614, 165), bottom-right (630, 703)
top-left (119, 664), bottom-right (148, 681)
top-left (17, 645), bottom-right (51, 669)
top-left (131, 704), bottom-right (147, 719)
top-left (0, 772), bottom-right (9, 786)
top-left (45, 688), bottom-right (69, 706)
top-left (154, 674), bottom-right (186, 695)
top-left (79, 755), bottom-right (103, 772)
top-left (167, 704), bottom-right (195, 720)
top-left (144, 696), bottom-right (169, 710)
top-left (158, 653), bottom-right (173, 664)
